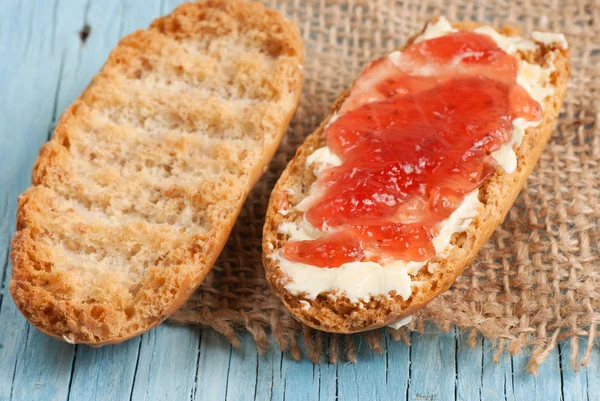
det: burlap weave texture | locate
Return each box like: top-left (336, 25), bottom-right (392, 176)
top-left (170, 0), bottom-right (600, 373)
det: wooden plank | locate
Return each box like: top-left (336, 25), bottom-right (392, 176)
top-left (481, 339), bottom-right (515, 401)
top-left (67, 339), bottom-right (142, 401)
top-left (384, 331), bottom-right (411, 399)
top-left (316, 338), bottom-right (338, 401)
top-left (130, 324), bottom-right (201, 401)
top-left (0, 289), bottom-right (32, 400)
top-left (337, 333), bottom-right (389, 401)
top-left (560, 338), bottom-right (594, 401)
top-left (221, 333), bottom-right (337, 401)
top-left (0, 239), bottom-right (9, 317)
top-left (193, 328), bottom-right (231, 401)
top-left (225, 334), bottom-right (259, 401)
top-left (455, 332), bottom-right (483, 401)
top-left (162, 0), bottom-right (187, 14)
top-left (120, 0), bottom-right (163, 36)
top-left (276, 342), bottom-right (321, 401)
top-left (253, 332), bottom-right (338, 401)
top-left (52, 0), bottom-right (124, 115)
top-left (512, 345), bottom-right (563, 401)
top-left (221, 333), bottom-right (339, 401)
top-left (254, 343), bottom-right (284, 401)
top-left (8, 330), bottom-right (75, 401)
top-left (252, 335), bottom-right (339, 401)
top-left (407, 323), bottom-right (456, 401)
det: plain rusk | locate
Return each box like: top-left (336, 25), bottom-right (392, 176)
top-left (10, 0), bottom-right (304, 345)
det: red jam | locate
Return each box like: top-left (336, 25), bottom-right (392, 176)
top-left (284, 31), bottom-right (542, 267)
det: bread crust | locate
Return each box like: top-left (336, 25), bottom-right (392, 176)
top-left (262, 19), bottom-right (570, 333)
top-left (10, 0), bottom-right (304, 345)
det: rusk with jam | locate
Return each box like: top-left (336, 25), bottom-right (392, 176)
top-left (262, 18), bottom-right (570, 333)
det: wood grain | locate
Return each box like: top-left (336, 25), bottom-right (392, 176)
top-left (130, 325), bottom-right (200, 400)
top-left (69, 340), bottom-right (141, 401)
top-left (409, 324), bottom-right (456, 401)
top-left (193, 329), bottom-right (230, 400)
top-left (0, 1), bottom-right (595, 400)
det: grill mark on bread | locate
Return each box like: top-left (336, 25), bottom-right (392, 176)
top-left (10, 0), bottom-right (304, 344)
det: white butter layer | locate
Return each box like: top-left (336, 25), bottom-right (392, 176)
top-left (274, 17), bottom-right (561, 304)
top-left (473, 26), bottom-right (538, 53)
top-left (491, 117), bottom-right (541, 173)
top-left (275, 191), bottom-right (481, 303)
top-left (532, 31), bottom-right (568, 49)
top-left (516, 60), bottom-right (555, 105)
top-left (413, 17), bottom-right (457, 43)
top-left (306, 146), bottom-right (342, 177)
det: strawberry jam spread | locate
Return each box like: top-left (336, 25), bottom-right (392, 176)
top-left (284, 30), bottom-right (542, 268)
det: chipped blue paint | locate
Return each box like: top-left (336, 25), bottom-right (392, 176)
top-left (0, 1), bottom-right (594, 400)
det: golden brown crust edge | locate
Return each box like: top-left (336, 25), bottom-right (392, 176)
top-left (262, 19), bottom-right (571, 333)
top-left (10, 0), bottom-right (304, 345)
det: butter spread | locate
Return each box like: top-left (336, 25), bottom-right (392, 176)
top-left (413, 17), bottom-right (457, 43)
top-left (306, 146), bottom-right (342, 177)
top-left (472, 26), bottom-right (537, 54)
top-left (275, 191), bottom-right (481, 303)
top-left (532, 31), bottom-right (568, 49)
top-left (273, 17), bottom-right (562, 304)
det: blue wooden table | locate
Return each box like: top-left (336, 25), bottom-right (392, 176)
top-left (0, 1), bottom-right (598, 400)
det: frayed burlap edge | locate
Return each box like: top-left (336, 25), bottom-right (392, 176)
top-left (170, 0), bottom-right (600, 374)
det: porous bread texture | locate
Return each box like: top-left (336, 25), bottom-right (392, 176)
top-left (10, 0), bottom-right (304, 345)
top-left (262, 19), bottom-right (570, 333)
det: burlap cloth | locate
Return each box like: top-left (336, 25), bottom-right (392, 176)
top-left (170, 0), bottom-right (600, 373)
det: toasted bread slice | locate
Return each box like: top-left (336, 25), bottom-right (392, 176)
top-left (262, 19), bottom-right (570, 333)
top-left (10, 0), bottom-right (304, 344)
